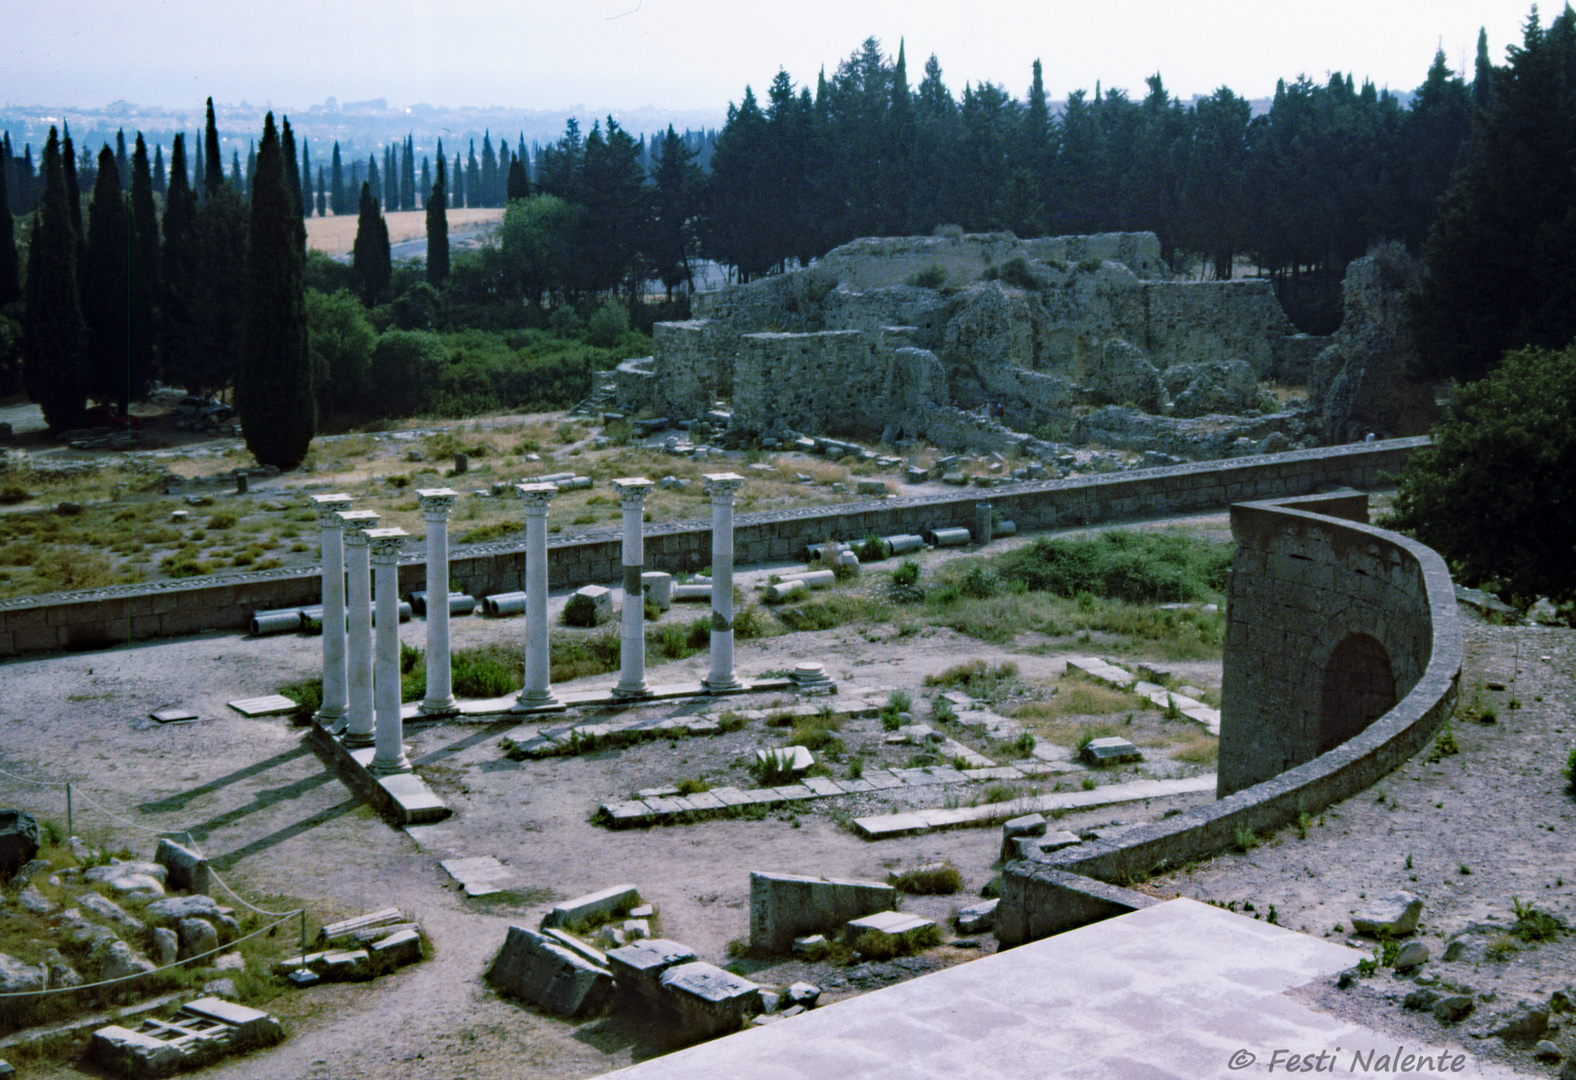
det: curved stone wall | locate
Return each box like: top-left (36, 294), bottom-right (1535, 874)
top-left (995, 489), bottom-right (1461, 946)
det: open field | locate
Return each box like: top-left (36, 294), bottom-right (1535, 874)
top-left (303, 207), bottom-right (504, 257)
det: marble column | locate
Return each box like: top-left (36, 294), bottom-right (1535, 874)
top-left (513, 482), bottom-right (560, 711)
top-left (702, 473), bottom-right (746, 694)
top-left (416, 488), bottom-right (460, 717)
top-left (611, 477), bottom-right (654, 699)
top-left (339, 510), bottom-right (381, 748)
top-left (311, 493), bottom-right (354, 727)
top-left (367, 527), bottom-right (411, 775)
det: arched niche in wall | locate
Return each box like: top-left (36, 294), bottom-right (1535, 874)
top-left (1318, 631), bottom-right (1396, 754)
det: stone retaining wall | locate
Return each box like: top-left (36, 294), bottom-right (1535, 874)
top-left (0, 439), bottom-right (1426, 658)
top-left (995, 486), bottom-right (1461, 946)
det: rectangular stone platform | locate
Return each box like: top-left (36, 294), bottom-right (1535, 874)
top-left (592, 898), bottom-right (1517, 1080)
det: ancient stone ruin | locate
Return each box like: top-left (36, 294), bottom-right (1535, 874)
top-left (612, 231), bottom-right (1333, 457)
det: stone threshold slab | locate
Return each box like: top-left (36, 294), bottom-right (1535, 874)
top-left (852, 774), bottom-right (1218, 838)
top-left (1066, 657), bottom-right (1221, 735)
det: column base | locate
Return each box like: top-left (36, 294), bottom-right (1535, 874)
top-left (420, 699), bottom-right (459, 717)
top-left (369, 753), bottom-right (412, 776)
top-left (315, 704), bottom-right (347, 723)
top-left (341, 730), bottom-right (375, 749)
top-left (611, 682), bottom-right (651, 701)
top-left (512, 688), bottom-right (562, 712)
top-left (703, 675), bottom-right (746, 695)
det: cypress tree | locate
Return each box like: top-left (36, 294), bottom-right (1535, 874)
top-left (83, 147), bottom-right (135, 412)
top-left (115, 130), bottom-right (130, 191)
top-left (481, 131), bottom-right (497, 208)
top-left (159, 134), bottom-right (202, 391)
top-left (427, 156), bottom-right (449, 287)
top-left (401, 135), bottom-right (415, 211)
top-left (315, 167), bottom-right (327, 216)
top-left (247, 141), bottom-right (258, 192)
top-left (230, 150), bottom-right (244, 193)
top-left (452, 151), bottom-right (464, 208)
top-left (420, 157), bottom-right (431, 201)
top-left (23, 127), bottom-right (88, 432)
top-left (367, 154), bottom-right (381, 207)
top-left (299, 139), bottom-right (312, 218)
top-left (466, 141), bottom-right (479, 208)
top-left (237, 112), bottom-right (313, 469)
top-left (281, 119), bottom-right (302, 224)
top-left (330, 142), bottom-right (345, 215)
top-left (153, 142), bottom-right (166, 197)
top-left (506, 157), bottom-right (530, 201)
top-left (352, 181), bottom-right (391, 304)
top-left (203, 98), bottom-right (224, 197)
top-left (0, 142), bottom-right (19, 309)
top-left (384, 146), bottom-right (396, 211)
top-left (128, 134), bottom-right (158, 402)
top-left (61, 126), bottom-right (83, 242)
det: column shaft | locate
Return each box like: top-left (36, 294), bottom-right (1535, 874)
top-left (417, 489), bottom-right (459, 716)
top-left (703, 473), bottom-right (746, 694)
top-left (611, 478), bottom-right (654, 699)
top-left (340, 510), bottom-right (380, 748)
top-left (368, 528), bottom-right (411, 775)
top-left (312, 494), bottom-right (353, 725)
top-left (513, 483), bottom-right (560, 711)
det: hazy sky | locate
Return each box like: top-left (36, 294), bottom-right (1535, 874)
top-left (7, 0), bottom-right (1542, 114)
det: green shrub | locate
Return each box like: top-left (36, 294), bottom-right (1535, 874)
top-left (857, 536), bottom-right (889, 562)
top-left (562, 593), bottom-right (600, 627)
top-left (931, 696), bottom-right (958, 723)
top-left (960, 561), bottom-right (1001, 599)
top-left (892, 559), bottom-right (921, 587)
top-left (888, 861), bottom-right (963, 894)
top-left (904, 264), bottom-right (948, 289)
top-left (587, 299), bottom-right (631, 347)
top-left (0, 485), bottom-right (30, 505)
top-left (751, 749), bottom-right (800, 787)
top-left (995, 530), bottom-right (1232, 604)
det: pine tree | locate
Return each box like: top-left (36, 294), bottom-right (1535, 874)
top-left (203, 98), bottom-right (225, 197)
top-left (352, 181), bottom-right (391, 304)
top-left (426, 156), bottom-right (449, 287)
top-left (159, 134), bottom-right (203, 391)
top-left (1474, 27), bottom-right (1497, 113)
top-left (237, 112), bottom-right (313, 469)
top-left (23, 127), bottom-right (87, 432)
top-left (330, 142), bottom-right (345, 215)
top-left (650, 125), bottom-right (700, 299)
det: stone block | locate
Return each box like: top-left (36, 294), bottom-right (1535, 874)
top-left (154, 838), bottom-right (211, 896)
top-left (540, 884), bottom-right (640, 930)
top-left (178, 917), bottom-right (219, 960)
top-left (606, 938), bottom-right (698, 1008)
top-left (754, 745), bottom-right (814, 777)
top-left (565, 585), bottom-right (613, 626)
top-left (1082, 736), bottom-right (1142, 765)
top-left (641, 572), bottom-right (673, 611)
top-left (320, 949), bottom-right (372, 981)
top-left (956, 900), bottom-right (999, 934)
top-left (659, 961), bottom-right (763, 1040)
top-left (370, 928), bottom-right (423, 969)
top-left (91, 1025), bottom-right (184, 1077)
top-left (487, 926), bottom-right (614, 1018)
top-left (749, 871), bottom-right (897, 953)
top-left (1351, 891), bottom-right (1423, 937)
top-left (846, 910), bottom-right (939, 953)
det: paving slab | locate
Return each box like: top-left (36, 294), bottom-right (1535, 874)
top-left (439, 856), bottom-right (513, 897)
top-left (226, 694), bottom-right (297, 717)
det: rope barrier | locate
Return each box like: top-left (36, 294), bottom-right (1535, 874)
top-left (0, 765), bottom-right (69, 787)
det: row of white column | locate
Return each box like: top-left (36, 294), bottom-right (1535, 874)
top-left (312, 472), bottom-right (749, 756)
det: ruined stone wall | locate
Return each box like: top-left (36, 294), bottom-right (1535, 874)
top-left (0, 440), bottom-right (1425, 657)
top-left (1140, 280), bottom-right (1296, 376)
top-left (732, 332), bottom-right (948, 438)
top-left (815, 231), bottom-right (1167, 290)
top-left (996, 488), bottom-right (1460, 946)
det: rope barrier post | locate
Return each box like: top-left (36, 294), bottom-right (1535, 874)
top-left (288, 907), bottom-right (319, 986)
top-left (66, 782), bottom-right (73, 838)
